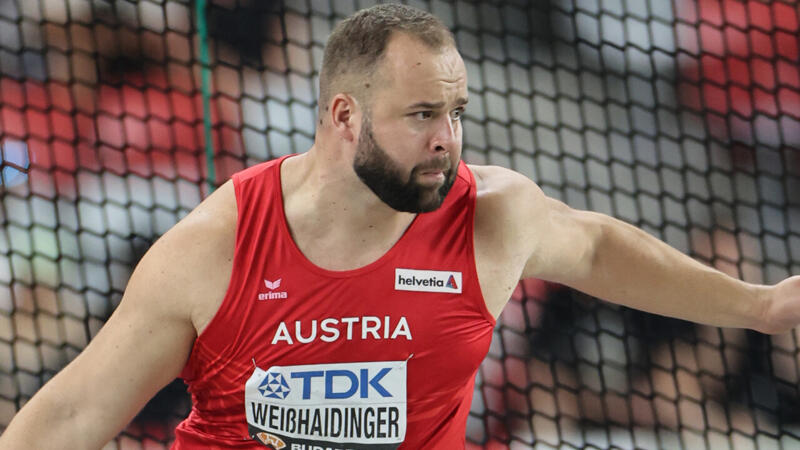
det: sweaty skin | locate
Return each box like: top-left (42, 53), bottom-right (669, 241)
top-left (2, 30), bottom-right (797, 450)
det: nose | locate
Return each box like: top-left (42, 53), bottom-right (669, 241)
top-left (430, 115), bottom-right (458, 153)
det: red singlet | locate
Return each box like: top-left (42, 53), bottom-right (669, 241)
top-left (173, 156), bottom-right (495, 449)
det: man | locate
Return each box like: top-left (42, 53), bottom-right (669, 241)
top-left (2, 4), bottom-right (799, 449)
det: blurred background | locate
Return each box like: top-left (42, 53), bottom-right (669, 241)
top-left (1, 0), bottom-right (799, 448)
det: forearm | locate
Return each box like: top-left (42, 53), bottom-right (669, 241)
top-left (1, 379), bottom-right (121, 449)
top-left (568, 214), bottom-right (769, 331)
top-left (0, 330), bottom-right (171, 450)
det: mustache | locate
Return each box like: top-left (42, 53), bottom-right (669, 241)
top-left (414, 156), bottom-right (452, 173)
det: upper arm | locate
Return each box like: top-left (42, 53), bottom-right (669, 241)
top-left (519, 193), bottom-right (603, 283)
top-left (2, 181), bottom-right (236, 448)
top-left (472, 165), bottom-right (601, 285)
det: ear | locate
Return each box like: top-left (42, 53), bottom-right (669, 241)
top-left (329, 93), bottom-right (361, 142)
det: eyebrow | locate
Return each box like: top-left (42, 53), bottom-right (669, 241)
top-left (406, 97), bottom-right (469, 110)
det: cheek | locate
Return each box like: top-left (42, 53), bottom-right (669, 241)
top-left (451, 125), bottom-right (464, 154)
top-left (386, 126), bottom-right (427, 158)
top-left (403, 124), bottom-right (430, 144)
top-left (376, 118), bottom-right (426, 144)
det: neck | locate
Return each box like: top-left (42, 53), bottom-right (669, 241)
top-left (278, 143), bottom-right (418, 271)
top-left (282, 143), bottom-right (416, 237)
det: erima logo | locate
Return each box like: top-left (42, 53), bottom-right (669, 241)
top-left (259, 278), bottom-right (288, 300)
top-left (394, 268), bottom-right (462, 293)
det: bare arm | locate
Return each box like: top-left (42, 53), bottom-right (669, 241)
top-left (0, 181), bottom-right (236, 449)
top-left (525, 200), bottom-right (770, 330)
top-left (477, 166), bottom-right (796, 334)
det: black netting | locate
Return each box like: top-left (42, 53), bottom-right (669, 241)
top-left (1, 0), bottom-right (799, 448)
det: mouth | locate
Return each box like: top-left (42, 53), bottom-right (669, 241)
top-left (415, 157), bottom-right (451, 184)
top-left (419, 161), bottom-right (450, 174)
top-left (420, 167), bottom-right (445, 174)
top-left (420, 170), bottom-right (445, 178)
top-left (417, 168), bottom-right (447, 184)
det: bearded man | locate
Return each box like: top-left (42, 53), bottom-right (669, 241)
top-left (3, 4), bottom-right (800, 449)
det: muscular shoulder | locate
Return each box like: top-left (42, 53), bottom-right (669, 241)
top-left (468, 164), bottom-right (598, 283)
top-left (464, 165), bottom-right (551, 316)
top-left (469, 164), bottom-right (548, 234)
top-left (470, 165), bottom-right (544, 208)
top-left (158, 180), bottom-right (237, 256)
top-left (469, 165), bottom-right (545, 268)
top-left (125, 180), bottom-right (237, 333)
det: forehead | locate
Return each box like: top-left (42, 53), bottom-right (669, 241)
top-left (376, 33), bottom-right (467, 100)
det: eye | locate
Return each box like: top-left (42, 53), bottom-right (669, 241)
top-left (413, 111), bottom-right (433, 120)
top-left (450, 107), bottom-right (465, 121)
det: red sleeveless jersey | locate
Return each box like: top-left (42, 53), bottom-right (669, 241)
top-left (172, 156), bottom-right (495, 449)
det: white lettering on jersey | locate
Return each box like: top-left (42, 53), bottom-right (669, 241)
top-left (295, 321), bottom-right (316, 344)
top-left (270, 316), bottom-right (412, 345)
top-left (319, 318), bottom-right (339, 342)
top-left (391, 317), bottom-right (411, 340)
top-left (272, 322), bottom-right (293, 345)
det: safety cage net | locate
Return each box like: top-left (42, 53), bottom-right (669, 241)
top-left (1, 0), bottom-right (799, 448)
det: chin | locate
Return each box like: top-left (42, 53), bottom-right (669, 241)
top-left (416, 193), bottom-right (447, 213)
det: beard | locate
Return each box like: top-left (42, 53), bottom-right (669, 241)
top-left (353, 117), bottom-right (457, 213)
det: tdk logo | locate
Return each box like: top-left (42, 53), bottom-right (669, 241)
top-left (259, 371), bottom-right (291, 399)
top-left (291, 368), bottom-right (393, 399)
top-left (394, 268), bottom-right (462, 293)
top-left (245, 361), bottom-right (408, 445)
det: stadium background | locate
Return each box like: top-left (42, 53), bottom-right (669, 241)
top-left (1, 0), bottom-right (800, 448)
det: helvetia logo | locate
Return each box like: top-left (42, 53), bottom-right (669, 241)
top-left (446, 274), bottom-right (458, 290)
top-left (394, 268), bottom-right (462, 293)
top-left (258, 278), bottom-right (288, 300)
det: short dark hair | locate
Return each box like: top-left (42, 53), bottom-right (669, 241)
top-left (318, 4), bottom-right (455, 111)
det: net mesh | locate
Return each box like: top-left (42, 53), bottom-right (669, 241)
top-left (1, 0), bottom-right (799, 448)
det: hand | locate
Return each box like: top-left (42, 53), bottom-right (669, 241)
top-left (760, 275), bottom-right (800, 334)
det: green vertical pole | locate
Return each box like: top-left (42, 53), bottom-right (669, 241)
top-left (196, 0), bottom-right (216, 193)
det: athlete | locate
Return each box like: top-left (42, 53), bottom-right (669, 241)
top-left (3, 4), bottom-right (800, 449)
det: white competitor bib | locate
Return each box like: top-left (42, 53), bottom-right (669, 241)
top-left (245, 360), bottom-right (408, 449)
